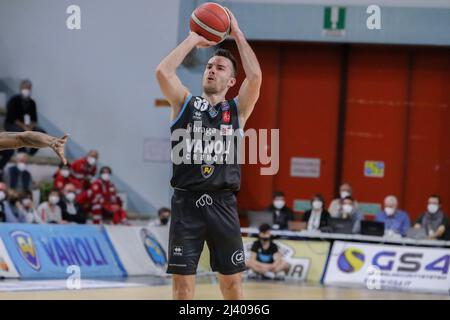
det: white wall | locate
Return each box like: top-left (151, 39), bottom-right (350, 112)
top-left (0, 0), bottom-right (182, 215)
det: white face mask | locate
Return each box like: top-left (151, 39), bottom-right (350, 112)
top-left (273, 200), bottom-right (285, 210)
top-left (312, 201), bottom-right (323, 210)
top-left (65, 192), bottom-right (76, 202)
top-left (428, 204), bottom-right (439, 214)
top-left (340, 191), bottom-right (351, 199)
top-left (49, 195), bottom-right (60, 205)
top-left (61, 169), bottom-right (70, 178)
top-left (17, 162), bottom-right (27, 172)
top-left (22, 198), bottom-right (32, 207)
top-left (101, 173), bottom-right (110, 182)
top-left (21, 89), bottom-right (31, 98)
top-left (0, 191), bottom-right (6, 201)
top-left (342, 204), bottom-right (353, 214)
top-left (385, 207), bottom-right (395, 216)
top-left (87, 156), bottom-right (97, 166)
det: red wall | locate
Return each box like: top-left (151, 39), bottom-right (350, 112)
top-left (223, 41), bottom-right (450, 221)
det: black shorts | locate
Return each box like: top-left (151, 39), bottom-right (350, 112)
top-left (167, 189), bottom-right (246, 275)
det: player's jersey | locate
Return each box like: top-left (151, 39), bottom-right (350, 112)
top-left (170, 94), bottom-right (242, 191)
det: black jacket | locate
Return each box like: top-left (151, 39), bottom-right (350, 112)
top-left (302, 209), bottom-right (331, 230)
top-left (59, 200), bottom-right (86, 224)
top-left (267, 205), bottom-right (294, 230)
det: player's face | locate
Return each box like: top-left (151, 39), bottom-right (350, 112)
top-left (202, 56), bottom-right (236, 95)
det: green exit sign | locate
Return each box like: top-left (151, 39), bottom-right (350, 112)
top-left (323, 7), bottom-right (346, 36)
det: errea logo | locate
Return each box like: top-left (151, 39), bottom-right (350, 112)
top-left (173, 246), bottom-right (183, 256)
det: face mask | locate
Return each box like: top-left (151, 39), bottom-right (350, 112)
top-left (273, 200), bottom-right (285, 210)
top-left (17, 162), bottom-right (27, 172)
top-left (160, 217), bottom-right (169, 225)
top-left (312, 201), bottom-right (323, 210)
top-left (61, 169), bottom-right (70, 178)
top-left (340, 191), bottom-right (351, 199)
top-left (21, 89), bottom-right (31, 98)
top-left (22, 198), bottom-right (32, 207)
top-left (0, 191), bottom-right (5, 201)
top-left (101, 173), bottom-right (110, 181)
top-left (87, 156), bottom-right (96, 166)
top-left (342, 204), bottom-right (353, 214)
top-left (385, 207), bottom-right (395, 216)
top-left (66, 192), bottom-right (76, 202)
top-left (49, 196), bottom-right (60, 205)
top-left (259, 237), bottom-right (271, 242)
top-left (428, 204), bottom-right (439, 214)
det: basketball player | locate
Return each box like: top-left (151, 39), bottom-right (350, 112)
top-left (156, 9), bottom-right (261, 300)
top-left (0, 131), bottom-right (68, 164)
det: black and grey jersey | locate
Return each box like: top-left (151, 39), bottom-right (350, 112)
top-left (170, 94), bottom-right (242, 191)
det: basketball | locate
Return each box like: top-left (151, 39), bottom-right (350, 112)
top-left (190, 2), bottom-right (231, 43)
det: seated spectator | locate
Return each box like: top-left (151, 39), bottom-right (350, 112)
top-left (267, 191), bottom-right (294, 230)
top-left (19, 191), bottom-right (41, 224)
top-left (328, 183), bottom-right (359, 218)
top-left (336, 196), bottom-right (363, 234)
top-left (59, 183), bottom-right (86, 224)
top-left (5, 152), bottom-right (33, 193)
top-left (71, 150), bottom-right (99, 189)
top-left (4, 79), bottom-right (47, 156)
top-left (53, 163), bottom-right (82, 192)
top-left (86, 166), bottom-right (128, 225)
top-left (414, 195), bottom-right (450, 240)
top-left (375, 195), bottom-right (410, 237)
top-left (37, 188), bottom-right (65, 224)
top-left (302, 194), bottom-right (331, 232)
top-left (148, 207), bottom-right (171, 227)
top-left (0, 183), bottom-right (21, 223)
top-left (246, 224), bottom-right (290, 280)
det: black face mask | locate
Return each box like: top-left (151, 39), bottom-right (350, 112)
top-left (259, 237), bottom-right (271, 243)
top-left (160, 217), bottom-right (169, 225)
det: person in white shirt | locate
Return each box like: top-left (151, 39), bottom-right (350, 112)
top-left (19, 191), bottom-right (41, 223)
top-left (328, 183), bottom-right (359, 218)
top-left (302, 194), bottom-right (331, 232)
top-left (37, 188), bottom-right (65, 224)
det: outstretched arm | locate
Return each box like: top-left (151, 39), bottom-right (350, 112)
top-left (0, 131), bottom-right (68, 164)
top-left (226, 9), bottom-right (262, 128)
top-left (156, 32), bottom-right (216, 121)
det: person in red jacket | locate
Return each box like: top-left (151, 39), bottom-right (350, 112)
top-left (70, 150), bottom-right (99, 189)
top-left (89, 166), bottom-right (128, 225)
top-left (53, 163), bottom-right (83, 192)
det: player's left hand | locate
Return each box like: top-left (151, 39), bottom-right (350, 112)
top-left (50, 134), bottom-right (69, 165)
top-left (224, 8), bottom-right (241, 38)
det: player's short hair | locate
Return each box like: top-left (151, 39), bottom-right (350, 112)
top-left (259, 223), bottom-right (271, 233)
top-left (212, 48), bottom-right (237, 77)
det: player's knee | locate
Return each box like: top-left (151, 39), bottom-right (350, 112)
top-left (173, 278), bottom-right (195, 299)
top-left (220, 274), bottom-right (243, 292)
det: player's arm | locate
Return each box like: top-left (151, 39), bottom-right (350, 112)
top-left (155, 32), bottom-right (216, 121)
top-left (0, 131), bottom-right (68, 164)
top-left (226, 9), bottom-right (262, 128)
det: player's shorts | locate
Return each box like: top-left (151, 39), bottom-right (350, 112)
top-left (167, 189), bottom-right (246, 275)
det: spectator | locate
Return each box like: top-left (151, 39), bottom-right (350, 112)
top-left (59, 183), bottom-right (86, 224)
top-left (71, 150), bottom-right (99, 189)
top-left (267, 191), bottom-right (294, 230)
top-left (8, 189), bottom-right (27, 222)
top-left (5, 152), bottom-right (33, 193)
top-left (37, 188), bottom-right (65, 224)
top-left (414, 195), bottom-right (450, 240)
top-left (19, 191), bottom-right (41, 224)
top-left (246, 223), bottom-right (290, 280)
top-left (0, 183), bottom-right (20, 223)
top-left (148, 207), bottom-right (171, 227)
top-left (87, 166), bottom-right (128, 225)
top-left (328, 183), bottom-right (359, 218)
top-left (302, 194), bottom-right (331, 232)
top-left (4, 79), bottom-right (47, 157)
top-left (375, 195), bottom-right (411, 237)
top-left (336, 196), bottom-right (363, 234)
top-left (53, 163), bottom-right (82, 192)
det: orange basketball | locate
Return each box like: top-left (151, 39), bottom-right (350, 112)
top-left (189, 2), bottom-right (231, 43)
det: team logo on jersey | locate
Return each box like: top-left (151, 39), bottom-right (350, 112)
top-left (201, 164), bottom-right (215, 178)
top-left (222, 110), bottom-right (231, 123)
top-left (221, 101), bottom-right (230, 111)
top-left (192, 110), bottom-right (203, 121)
top-left (220, 124), bottom-right (233, 136)
top-left (194, 97), bottom-right (209, 111)
top-left (208, 105), bottom-right (219, 118)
